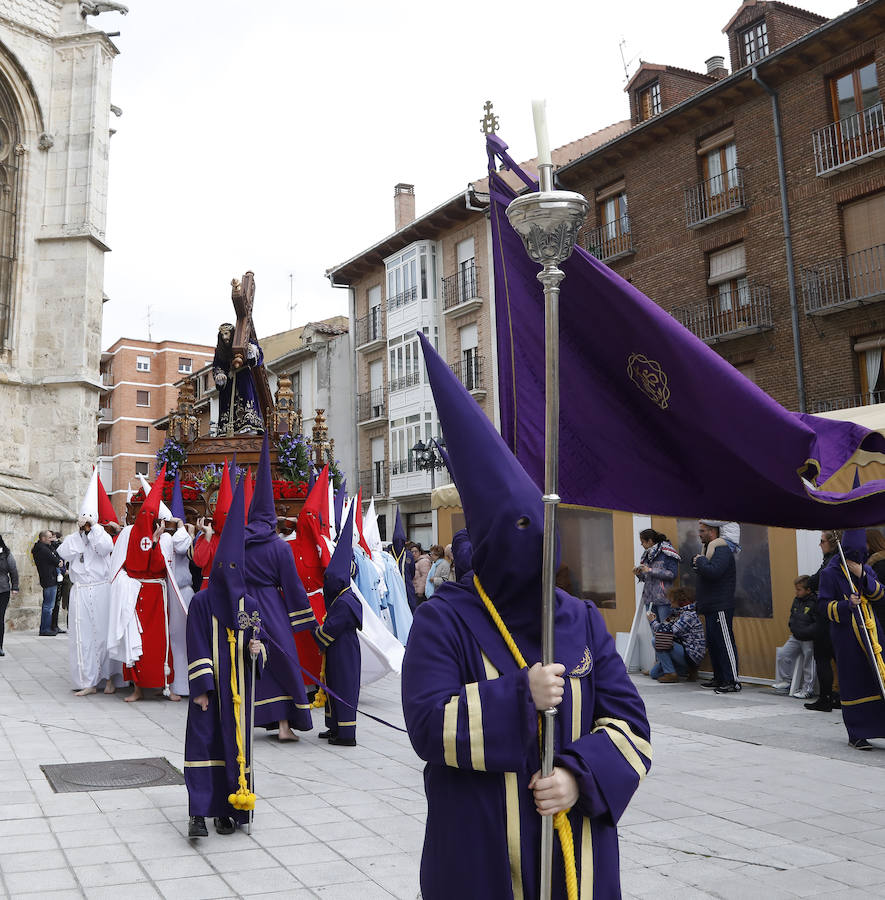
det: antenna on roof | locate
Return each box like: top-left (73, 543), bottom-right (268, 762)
top-left (145, 304), bottom-right (153, 341)
top-left (619, 37), bottom-right (637, 83)
top-left (289, 273), bottom-right (297, 330)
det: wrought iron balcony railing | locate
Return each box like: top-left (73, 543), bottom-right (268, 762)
top-left (450, 355), bottom-right (485, 392)
top-left (810, 390), bottom-right (885, 413)
top-left (359, 466), bottom-right (386, 497)
top-left (97, 442), bottom-right (111, 457)
top-left (684, 167), bottom-right (746, 228)
top-left (391, 457), bottom-right (415, 476)
top-left (387, 285), bottom-right (418, 310)
top-left (100, 372), bottom-right (114, 386)
top-left (801, 243), bottom-right (885, 315)
top-left (388, 371), bottom-right (421, 393)
top-left (355, 305), bottom-right (385, 347)
top-left (442, 263), bottom-right (482, 310)
top-left (813, 102), bottom-right (885, 177)
top-left (357, 387), bottom-right (386, 421)
top-left (672, 282), bottom-right (772, 343)
top-left (582, 215), bottom-right (635, 262)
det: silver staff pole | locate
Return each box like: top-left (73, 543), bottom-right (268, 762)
top-left (238, 609), bottom-right (262, 835)
top-left (835, 539), bottom-right (885, 701)
top-left (506, 153), bottom-right (588, 898)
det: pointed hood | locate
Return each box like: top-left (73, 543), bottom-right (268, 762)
top-left (363, 497), bottom-right (382, 559)
top-left (79, 468), bottom-right (99, 526)
top-left (419, 332), bottom-right (573, 654)
top-left (841, 528), bottom-right (868, 563)
top-left (452, 528), bottom-right (474, 582)
top-left (170, 471), bottom-right (186, 522)
top-left (246, 433), bottom-right (277, 543)
top-left (243, 466), bottom-right (254, 524)
top-left (355, 487), bottom-right (372, 556)
top-left (324, 500), bottom-right (355, 604)
top-left (392, 506), bottom-right (406, 560)
top-left (207, 470), bottom-right (250, 627)
top-left (213, 460), bottom-right (233, 532)
top-left (327, 473), bottom-right (337, 542)
top-left (334, 478), bottom-right (346, 535)
top-left (302, 464), bottom-right (331, 536)
top-left (137, 472), bottom-right (172, 520)
top-left (126, 464), bottom-right (167, 571)
top-left (97, 474), bottom-right (118, 526)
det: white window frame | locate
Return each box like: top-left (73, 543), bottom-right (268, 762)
top-left (136, 355), bottom-right (151, 372)
top-left (135, 425), bottom-right (150, 443)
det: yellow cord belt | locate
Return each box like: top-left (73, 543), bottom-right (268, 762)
top-left (474, 576), bottom-right (579, 900)
top-left (226, 627), bottom-right (256, 811)
top-left (841, 564), bottom-right (885, 685)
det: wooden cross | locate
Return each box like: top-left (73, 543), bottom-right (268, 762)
top-left (230, 270), bottom-right (274, 425)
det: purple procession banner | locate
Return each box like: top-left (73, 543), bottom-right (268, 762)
top-left (486, 134), bottom-right (885, 530)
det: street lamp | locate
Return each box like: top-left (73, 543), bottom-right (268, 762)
top-left (411, 437), bottom-right (446, 490)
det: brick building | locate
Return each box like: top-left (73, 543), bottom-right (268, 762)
top-left (99, 338), bottom-right (214, 518)
top-left (556, 0), bottom-right (885, 415)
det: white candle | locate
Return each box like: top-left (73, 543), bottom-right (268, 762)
top-left (532, 99), bottom-right (552, 168)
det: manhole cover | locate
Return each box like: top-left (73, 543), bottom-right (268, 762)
top-left (41, 757), bottom-right (184, 793)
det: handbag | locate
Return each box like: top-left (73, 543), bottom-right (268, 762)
top-left (654, 631), bottom-right (674, 651)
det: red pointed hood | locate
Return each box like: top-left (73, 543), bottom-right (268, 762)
top-left (126, 463), bottom-right (166, 571)
top-left (243, 466), bottom-right (254, 524)
top-left (213, 460), bottom-right (233, 532)
top-left (97, 473), bottom-right (118, 525)
top-left (355, 487), bottom-right (372, 556)
top-left (301, 464), bottom-right (331, 536)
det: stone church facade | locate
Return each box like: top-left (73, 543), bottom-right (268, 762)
top-left (0, 0), bottom-right (119, 628)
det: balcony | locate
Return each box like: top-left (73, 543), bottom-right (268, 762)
top-left (389, 457), bottom-right (450, 498)
top-left (355, 305), bottom-right (385, 351)
top-left (684, 167), bottom-right (746, 229)
top-left (672, 282), bottom-right (773, 343)
top-left (801, 244), bottom-right (885, 315)
top-left (359, 466), bottom-right (386, 497)
top-left (100, 372), bottom-right (114, 387)
top-left (357, 387), bottom-right (387, 424)
top-left (582, 216), bottom-right (635, 263)
top-left (388, 371), bottom-right (421, 394)
top-left (442, 264), bottom-right (483, 316)
top-left (813, 102), bottom-right (885, 177)
top-left (450, 355), bottom-right (486, 397)
top-left (810, 390), bottom-right (885, 414)
top-left (97, 406), bottom-right (112, 429)
top-left (387, 285), bottom-right (418, 310)
top-left (97, 442), bottom-right (111, 457)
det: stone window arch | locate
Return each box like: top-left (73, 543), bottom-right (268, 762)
top-left (0, 75), bottom-right (20, 350)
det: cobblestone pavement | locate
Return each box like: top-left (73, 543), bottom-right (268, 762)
top-left (2, 630), bottom-right (885, 898)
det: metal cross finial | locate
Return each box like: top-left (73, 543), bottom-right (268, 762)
top-left (480, 100), bottom-right (500, 135)
top-left (237, 609), bottom-right (261, 637)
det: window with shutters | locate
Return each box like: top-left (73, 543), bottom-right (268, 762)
top-left (136, 390), bottom-right (150, 406)
top-left (135, 461), bottom-right (149, 475)
top-left (135, 426), bottom-right (150, 442)
top-left (708, 244), bottom-right (749, 314)
top-left (843, 192), bottom-right (885, 304)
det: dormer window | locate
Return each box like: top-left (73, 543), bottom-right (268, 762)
top-left (741, 20), bottom-right (769, 65)
top-left (639, 82), bottom-right (661, 121)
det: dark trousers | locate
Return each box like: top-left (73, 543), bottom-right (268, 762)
top-left (812, 636), bottom-right (835, 699)
top-left (705, 609), bottom-right (740, 685)
top-left (0, 590), bottom-right (8, 649)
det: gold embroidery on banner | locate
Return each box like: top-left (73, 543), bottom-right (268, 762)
top-left (627, 353), bottom-right (670, 410)
top-left (504, 771), bottom-right (524, 900)
top-left (442, 695), bottom-right (459, 768)
top-left (465, 682), bottom-right (485, 772)
top-left (570, 648), bottom-right (592, 677)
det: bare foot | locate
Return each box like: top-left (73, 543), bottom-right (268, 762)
top-left (124, 686), bottom-right (144, 703)
top-left (278, 720), bottom-right (299, 742)
top-left (104, 681), bottom-right (116, 695)
top-left (168, 692), bottom-right (182, 702)
top-left (74, 687), bottom-right (96, 697)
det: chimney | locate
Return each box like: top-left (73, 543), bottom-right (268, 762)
top-left (394, 183), bottom-right (415, 230)
top-left (705, 55), bottom-right (729, 80)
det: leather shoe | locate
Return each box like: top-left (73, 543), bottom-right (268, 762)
top-left (0, 648), bottom-right (5, 656)
top-left (188, 816), bottom-right (208, 837)
top-left (805, 697), bottom-right (832, 711)
top-left (54, 628), bottom-right (66, 634)
top-left (214, 816), bottom-right (235, 835)
top-left (328, 736), bottom-right (357, 747)
top-left (318, 730), bottom-right (332, 740)
top-left (700, 680), bottom-right (721, 689)
top-left (39, 630), bottom-right (56, 636)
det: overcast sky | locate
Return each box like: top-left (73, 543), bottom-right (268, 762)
top-left (100, 0), bottom-right (852, 350)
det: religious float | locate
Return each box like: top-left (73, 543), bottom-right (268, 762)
top-left (127, 271), bottom-right (343, 524)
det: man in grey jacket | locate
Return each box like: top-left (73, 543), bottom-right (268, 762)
top-left (0, 535), bottom-right (18, 656)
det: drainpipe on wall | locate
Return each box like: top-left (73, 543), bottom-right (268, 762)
top-left (752, 66), bottom-right (807, 413)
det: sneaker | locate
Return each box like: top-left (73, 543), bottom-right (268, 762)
top-left (772, 681), bottom-right (790, 691)
top-left (188, 816), bottom-right (208, 837)
top-left (805, 697), bottom-right (832, 712)
top-left (714, 683), bottom-right (742, 694)
top-left (214, 817), bottom-right (235, 835)
top-left (771, 686), bottom-right (790, 695)
top-left (850, 738), bottom-right (873, 751)
top-left (791, 690), bottom-right (814, 699)
top-left (700, 680), bottom-right (721, 689)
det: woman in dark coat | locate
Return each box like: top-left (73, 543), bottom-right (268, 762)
top-left (804, 531), bottom-right (840, 712)
top-left (0, 535), bottom-right (19, 655)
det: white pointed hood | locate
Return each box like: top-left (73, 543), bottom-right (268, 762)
top-left (79, 468), bottom-right (99, 526)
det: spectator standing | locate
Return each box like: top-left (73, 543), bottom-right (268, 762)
top-left (648, 587), bottom-right (705, 682)
top-left (693, 520), bottom-right (740, 693)
top-left (31, 530), bottom-right (62, 636)
top-left (805, 531), bottom-right (840, 712)
top-left (411, 544), bottom-right (431, 603)
top-left (0, 535), bottom-right (19, 656)
top-left (50, 531), bottom-right (67, 634)
top-left (426, 545), bottom-right (452, 599)
top-left (633, 528), bottom-right (680, 624)
top-left (772, 575), bottom-right (817, 699)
